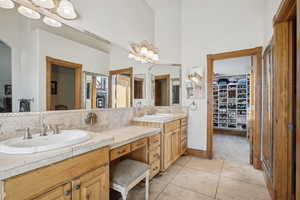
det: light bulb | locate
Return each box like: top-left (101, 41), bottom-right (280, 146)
top-left (147, 50), bottom-right (154, 58)
top-left (18, 6), bottom-right (41, 19)
top-left (140, 47), bottom-right (148, 55)
top-left (43, 16), bottom-right (62, 27)
top-left (32, 0), bottom-right (55, 9)
top-left (0, 0), bottom-right (15, 9)
top-left (153, 54), bottom-right (159, 61)
top-left (57, 0), bottom-right (77, 19)
top-left (128, 53), bottom-right (134, 59)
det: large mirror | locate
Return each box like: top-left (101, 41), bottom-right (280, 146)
top-left (0, 7), bottom-right (182, 113)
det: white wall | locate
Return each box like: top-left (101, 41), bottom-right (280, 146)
top-left (146, 0), bottom-right (181, 64)
top-left (181, 0), bottom-right (265, 150)
top-left (73, 0), bottom-right (155, 50)
top-left (214, 56), bottom-right (251, 76)
top-left (264, 0), bottom-right (282, 46)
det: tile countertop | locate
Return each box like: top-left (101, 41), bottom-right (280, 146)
top-left (0, 126), bottom-right (161, 181)
top-left (132, 113), bottom-right (187, 123)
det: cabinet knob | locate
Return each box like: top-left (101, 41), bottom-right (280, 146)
top-left (64, 190), bottom-right (71, 196)
top-left (75, 184), bottom-right (81, 190)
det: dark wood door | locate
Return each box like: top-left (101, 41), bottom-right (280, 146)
top-left (261, 44), bottom-right (274, 192)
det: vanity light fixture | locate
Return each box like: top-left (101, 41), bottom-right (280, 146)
top-left (0, 0), bottom-right (15, 9)
top-left (18, 6), bottom-right (41, 19)
top-left (32, 0), bottom-right (55, 9)
top-left (43, 16), bottom-right (62, 27)
top-left (128, 41), bottom-right (159, 64)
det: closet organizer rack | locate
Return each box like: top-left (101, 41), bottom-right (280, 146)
top-left (213, 74), bottom-right (250, 132)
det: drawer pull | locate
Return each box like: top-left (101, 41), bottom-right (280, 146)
top-left (64, 190), bottom-right (71, 196)
top-left (75, 184), bottom-right (81, 190)
top-left (152, 166), bottom-right (159, 171)
top-left (118, 149), bottom-right (127, 155)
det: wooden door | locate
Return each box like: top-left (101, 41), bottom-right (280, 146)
top-left (261, 44), bottom-right (274, 194)
top-left (164, 131), bottom-right (173, 169)
top-left (73, 166), bottom-right (109, 200)
top-left (34, 183), bottom-right (71, 200)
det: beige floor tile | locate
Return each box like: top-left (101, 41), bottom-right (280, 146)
top-left (185, 157), bottom-right (224, 175)
top-left (173, 155), bottom-right (193, 167)
top-left (221, 161), bottom-right (265, 186)
top-left (127, 178), bottom-right (169, 200)
top-left (171, 167), bottom-right (219, 198)
top-left (154, 164), bottom-right (183, 183)
top-left (216, 177), bottom-right (271, 200)
top-left (157, 184), bottom-right (214, 200)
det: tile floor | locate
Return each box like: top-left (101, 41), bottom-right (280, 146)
top-left (214, 133), bottom-right (250, 164)
top-left (126, 156), bottom-right (270, 200)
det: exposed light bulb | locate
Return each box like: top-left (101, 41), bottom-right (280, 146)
top-left (0, 0), bottom-right (15, 9)
top-left (32, 0), bottom-right (55, 9)
top-left (43, 16), bottom-right (62, 27)
top-left (140, 47), bottom-right (148, 55)
top-left (57, 0), bottom-right (77, 19)
top-left (18, 6), bottom-right (41, 19)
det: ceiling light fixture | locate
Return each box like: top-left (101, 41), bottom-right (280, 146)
top-left (43, 16), bottom-right (62, 27)
top-left (18, 6), bottom-right (41, 19)
top-left (32, 0), bottom-right (55, 9)
top-left (57, 0), bottom-right (77, 19)
top-left (128, 41), bottom-right (159, 64)
top-left (0, 0), bottom-right (15, 9)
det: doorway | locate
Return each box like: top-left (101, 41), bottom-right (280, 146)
top-left (46, 57), bottom-right (82, 111)
top-left (0, 41), bottom-right (12, 113)
top-left (212, 56), bottom-right (252, 164)
top-left (207, 47), bottom-right (262, 170)
top-left (155, 75), bottom-right (170, 106)
top-left (109, 68), bottom-right (133, 108)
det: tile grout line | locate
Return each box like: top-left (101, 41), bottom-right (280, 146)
top-left (214, 159), bottom-right (225, 199)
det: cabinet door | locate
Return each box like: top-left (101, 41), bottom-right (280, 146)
top-left (172, 130), bottom-right (180, 161)
top-left (164, 131), bottom-right (173, 169)
top-left (34, 183), bottom-right (71, 200)
top-left (73, 166), bottom-right (109, 200)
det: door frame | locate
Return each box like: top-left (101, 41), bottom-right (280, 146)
top-left (155, 74), bottom-right (170, 106)
top-left (46, 56), bottom-right (82, 111)
top-left (206, 47), bottom-right (263, 170)
top-left (108, 67), bottom-right (133, 108)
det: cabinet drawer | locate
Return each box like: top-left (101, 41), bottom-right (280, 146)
top-left (110, 144), bottom-right (131, 161)
top-left (165, 120), bottom-right (180, 133)
top-left (149, 147), bottom-right (161, 164)
top-left (181, 138), bottom-right (187, 154)
top-left (4, 147), bottom-right (109, 200)
top-left (131, 138), bottom-right (148, 151)
top-left (181, 118), bottom-right (187, 127)
top-left (149, 134), bottom-right (161, 150)
top-left (150, 160), bottom-right (160, 179)
top-left (181, 127), bottom-right (187, 140)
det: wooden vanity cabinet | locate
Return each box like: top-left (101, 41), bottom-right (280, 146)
top-left (148, 133), bottom-right (161, 179)
top-left (180, 118), bottom-right (188, 155)
top-left (4, 147), bottom-right (110, 200)
top-left (163, 120), bottom-right (181, 170)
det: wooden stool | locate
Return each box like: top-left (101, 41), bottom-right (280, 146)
top-left (110, 159), bottom-right (150, 200)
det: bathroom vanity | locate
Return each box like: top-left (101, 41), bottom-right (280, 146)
top-left (132, 114), bottom-right (188, 171)
top-left (0, 112), bottom-right (187, 200)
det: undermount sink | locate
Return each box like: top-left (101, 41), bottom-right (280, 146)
top-left (0, 130), bottom-right (91, 155)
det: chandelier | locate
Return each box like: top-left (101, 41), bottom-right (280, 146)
top-left (0, 0), bottom-right (77, 28)
top-left (128, 41), bottom-right (159, 64)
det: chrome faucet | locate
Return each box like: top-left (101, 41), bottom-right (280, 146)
top-left (53, 124), bottom-right (64, 134)
top-left (16, 128), bottom-right (32, 140)
top-left (41, 123), bottom-right (53, 136)
top-left (85, 112), bottom-right (97, 126)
